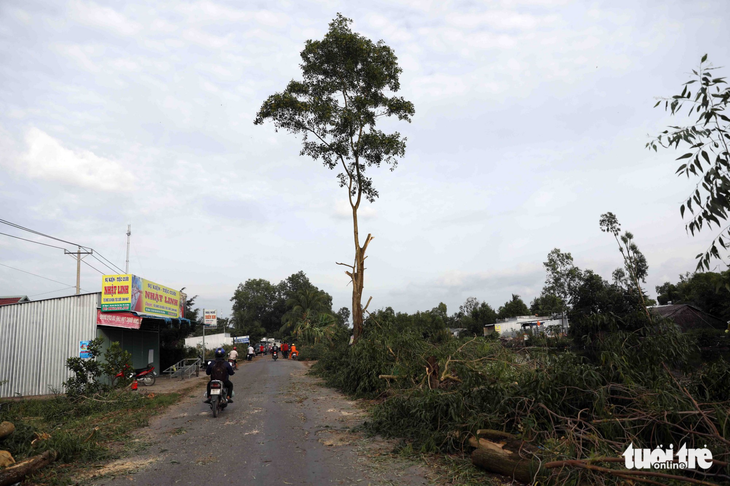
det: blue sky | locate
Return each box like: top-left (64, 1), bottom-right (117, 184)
top-left (1, 0), bottom-right (729, 319)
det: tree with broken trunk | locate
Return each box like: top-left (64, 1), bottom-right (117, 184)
top-left (254, 14), bottom-right (415, 342)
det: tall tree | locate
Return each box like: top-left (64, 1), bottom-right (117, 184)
top-left (497, 294), bottom-right (530, 319)
top-left (230, 278), bottom-right (283, 338)
top-left (648, 55), bottom-right (730, 270)
top-left (254, 14), bottom-right (415, 342)
top-left (599, 212), bottom-right (650, 319)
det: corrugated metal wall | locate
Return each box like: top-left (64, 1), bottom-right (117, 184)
top-left (0, 293), bottom-right (100, 398)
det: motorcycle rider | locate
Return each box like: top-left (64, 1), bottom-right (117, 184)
top-left (247, 344), bottom-right (255, 360)
top-left (229, 347), bottom-right (239, 369)
top-left (271, 343), bottom-right (279, 358)
top-left (204, 348), bottom-right (234, 403)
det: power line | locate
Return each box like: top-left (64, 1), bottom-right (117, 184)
top-left (65, 254), bottom-right (105, 275)
top-left (0, 262), bottom-right (78, 287)
top-left (0, 218), bottom-right (126, 274)
top-left (0, 219), bottom-right (88, 249)
top-left (29, 286), bottom-right (80, 298)
top-left (89, 253), bottom-right (123, 274)
top-left (0, 231), bottom-right (69, 250)
top-left (91, 251), bottom-right (125, 274)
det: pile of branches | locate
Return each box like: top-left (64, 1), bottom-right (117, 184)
top-left (316, 310), bottom-right (730, 484)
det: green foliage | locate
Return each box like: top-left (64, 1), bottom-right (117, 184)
top-left (64, 338), bottom-right (107, 397)
top-left (497, 294), bottom-right (530, 319)
top-left (656, 270), bottom-right (730, 321)
top-left (314, 307), bottom-right (451, 397)
top-left (0, 390), bottom-right (178, 466)
top-left (64, 339), bottom-right (133, 396)
top-left (648, 55), bottom-right (730, 270)
top-left (254, 13), bottom-right (415, 204)
top-left (230, 271), bottom-right (335, 344)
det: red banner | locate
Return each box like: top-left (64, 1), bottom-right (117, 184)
top-left (96, 309), bottom-right (141, 329)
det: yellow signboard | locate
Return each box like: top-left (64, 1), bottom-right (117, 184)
top-left (101, 274), bottom-right (183, 318)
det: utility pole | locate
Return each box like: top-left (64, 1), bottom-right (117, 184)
top-left (125, 224), bottom-right (131, 274)
top-left (64, 246), bottom-right (93, 295)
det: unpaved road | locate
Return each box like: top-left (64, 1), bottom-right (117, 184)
top-left (90, 357), bottom-right (435, 485)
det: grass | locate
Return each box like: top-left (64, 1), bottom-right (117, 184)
top-left (0, 390), bottom-right (182, 485)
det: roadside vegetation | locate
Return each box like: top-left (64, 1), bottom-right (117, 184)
top-left (297, 215), bottom-right (730, 485)
top-left (0, 339), bottom-right (184, 485)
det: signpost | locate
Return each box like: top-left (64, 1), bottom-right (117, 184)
top-left (202, 309), bottom-right (217, 361)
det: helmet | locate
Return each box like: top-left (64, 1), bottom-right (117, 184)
top-left (215, 348), bottom-right (225, 358)
top-left (233, 347), bottom-right (236, 350)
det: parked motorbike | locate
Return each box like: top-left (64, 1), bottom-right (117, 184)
top-left (115, 363), bottom-right (156, 387)
top-left (207, 380), bottom-right (229, 418)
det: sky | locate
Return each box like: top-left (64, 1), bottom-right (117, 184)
top-left (1, 0), bottom-right (729, 321)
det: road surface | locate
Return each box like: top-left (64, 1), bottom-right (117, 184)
top-left (89, 356), bottom-right (433, 485)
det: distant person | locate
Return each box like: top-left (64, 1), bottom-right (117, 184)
top-left (228, 347), bottom-right (239, 370)
top-left (290, 343), bottom-right (298, 358)
top-left (281, 342), bottom-right (289, 359)
top-left (205, 348), bottom-right (234, 403)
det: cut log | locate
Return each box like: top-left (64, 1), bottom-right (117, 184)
top-left (0, 450), bottom-right (57, 486)
top-left (0, 423), bottom-right (14, 440)
top-left (471, 444), bottom-right (540, 484)
top-left (0, 451), bottom-right (14, 468)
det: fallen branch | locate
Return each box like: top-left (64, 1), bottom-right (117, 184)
top-left (0, 450), bottom-right (57, 486)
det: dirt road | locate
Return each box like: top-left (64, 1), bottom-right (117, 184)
top-left (90, 357), bottom-right (434, 485)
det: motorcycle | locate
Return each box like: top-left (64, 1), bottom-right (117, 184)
top-left (228, 358), bottom-right (238, 370)
top-left (114, 363), bottom-right (156, 387)
top-left (272, 350), bottom-right (278, 361)
top-left (246, 352), bottom-right (254, 361)
top-left (291, 351), bottom-right (298, 359)
top-left (207, 380), bottom-right (230, 418)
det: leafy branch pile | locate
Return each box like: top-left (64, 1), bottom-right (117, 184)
top-left (315, 308), bottom-right (729, 484)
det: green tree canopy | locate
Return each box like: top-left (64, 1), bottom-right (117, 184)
top-left (497, 294), bottom-right (530, 319)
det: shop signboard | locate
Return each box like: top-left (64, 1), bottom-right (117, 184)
top-left (101, 274), bottom-right (184, 318)
top-left (204, 309), bottom-right (217, 327)
top-left (96, 309), bottom-right (142, 329)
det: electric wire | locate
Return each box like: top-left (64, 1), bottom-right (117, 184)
top-left (0, 218), bottom-right (126, 274)
top-left (0, 231), bottom-right (68, 250)
top-left (89, 253), bottom-right (123, 274)
top-left (91, 251), bottom-right (125, 273)
top-left (65, 254), bottom-right (105, 275)
top-left (30, 286), bottom-right (80, 298)
top-left (0, 262), bottom-right (78, 287)
top-left (0, 219), bottom-right (88, 249)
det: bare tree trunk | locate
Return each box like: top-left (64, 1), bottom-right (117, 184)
top-left (351, 208), bottom-right (373, 343)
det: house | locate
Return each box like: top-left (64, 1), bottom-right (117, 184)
top-left (0, 295), bottom-right (30, 306)
top-left (648, 304), bottom-right (727, 332)
top-left (484, 315), bottom-right (567, 339)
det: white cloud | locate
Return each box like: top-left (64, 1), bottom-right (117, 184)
top-left (14, 128), bottom-right (135, 191)
top-left (67, 0), bottom-right (142, 37)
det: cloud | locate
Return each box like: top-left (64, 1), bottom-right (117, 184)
top-left (67, 0), bottom-right (142, 37)
top-left (12, 128), bottom-right (135, 191)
